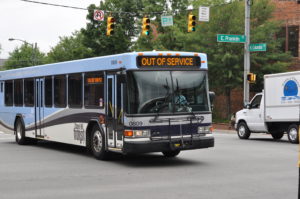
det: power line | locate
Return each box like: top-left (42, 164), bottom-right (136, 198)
top-left (20, 0), bottom-right (87, 11)
top-left (20, 0), bottom-right (234, 16)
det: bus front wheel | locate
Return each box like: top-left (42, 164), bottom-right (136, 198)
top-left (90, 125), bottom-right (109, 160)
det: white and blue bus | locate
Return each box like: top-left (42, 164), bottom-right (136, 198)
top-left (0, 51), bottom-right (214, 159)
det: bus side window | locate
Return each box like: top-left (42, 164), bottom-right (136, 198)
top-left (4, 80), bottom-right (13, 106)
top-left (0, 82), bottom-right (3, 93)
top-left (45, 77), bottom-right (53, 107)
top-left (14, 79), bottom-right (23, 106)
top-left (54, 75), bottom-right (67, 108)
top-left (84, 72), bottom-right (104, 108)
top-left (24, 79), bottom-right (34, 107)
top-left (68, 74), bottom-right (82, 108)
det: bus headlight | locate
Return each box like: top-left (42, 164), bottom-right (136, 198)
top-left (197, 126), bottom-right (212, 135)
top-left (124, 129), bottom-right (151, 138)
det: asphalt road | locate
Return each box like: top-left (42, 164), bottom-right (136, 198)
top-left (0, 131), bottom-right (297, 199)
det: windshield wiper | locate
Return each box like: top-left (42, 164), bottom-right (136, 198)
top-left (150, 78), bottom-right (171, 123)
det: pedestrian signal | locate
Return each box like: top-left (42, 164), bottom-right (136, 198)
top-left (247, 73), bottom-right (256, 83)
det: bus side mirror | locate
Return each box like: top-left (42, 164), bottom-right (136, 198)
top-left (209, 91), bottom-right (215, 104)
top-left (209, 91), bottom-right (215, 110)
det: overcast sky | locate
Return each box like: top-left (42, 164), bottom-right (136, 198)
top-left (0, 0), bottom-right (100, 59)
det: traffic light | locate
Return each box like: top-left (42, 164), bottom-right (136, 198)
top-left (188, 14), bottom-right (196, 32)
top-left (142, 17), bottom-right (150, 36)
top-left (247, 73), bottom-right (256, 83)
top-left (106, 16), bottom-right (115, 36)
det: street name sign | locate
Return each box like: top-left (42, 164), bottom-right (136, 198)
top-left (217, 34), bottom-right (246, 43)
top-left (161, 16), bottom-right (173, 27)
top-left (249, 43), bottom-right (267, 52)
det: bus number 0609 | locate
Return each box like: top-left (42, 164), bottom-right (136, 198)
top-left (129, 121), bottom-right (143, 126)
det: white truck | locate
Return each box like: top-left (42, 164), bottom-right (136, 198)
top-left (235, 71), bottom-right (300, 144)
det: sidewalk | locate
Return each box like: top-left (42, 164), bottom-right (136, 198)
top-left (212, 123), bottom-right (236, 134)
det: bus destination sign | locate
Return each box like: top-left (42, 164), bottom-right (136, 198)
top-left (136, 56), bottom-right (201, 68)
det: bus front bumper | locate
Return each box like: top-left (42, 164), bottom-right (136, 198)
top-left (123, 136), bottom-right (214, 154)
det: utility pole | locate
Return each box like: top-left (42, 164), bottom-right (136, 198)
top-left (244, 0), bottom-right (251, 104)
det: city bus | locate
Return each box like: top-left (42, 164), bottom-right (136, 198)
top-left (0, 51), bottom-right (214, 160)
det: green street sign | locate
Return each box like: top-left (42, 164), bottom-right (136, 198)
top-left (161, 16), bottom-right (173, 27)
top-left (249, 43), bottom-right (267, 52)
top-left (217, 34), bottom-right (246, 43)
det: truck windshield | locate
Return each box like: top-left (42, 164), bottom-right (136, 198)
top-left (127, 70), bottom-right (209, 114)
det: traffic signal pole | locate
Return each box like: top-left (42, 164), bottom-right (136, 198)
top-left (244, 0), bottom-right (251, 105)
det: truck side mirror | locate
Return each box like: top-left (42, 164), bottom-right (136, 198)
top-left (244, 103), bottom-right (250, 109)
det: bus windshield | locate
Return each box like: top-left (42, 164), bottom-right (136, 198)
top-left (127, 70), bottom-right (209, 114)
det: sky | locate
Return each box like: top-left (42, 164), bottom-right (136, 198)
top-left (0, 0), bottom-right (100, 59)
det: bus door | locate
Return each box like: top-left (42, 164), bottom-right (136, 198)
top-left (106, 74), bottom-right (125, 149)
top-left (115, 74), bottom-right (126, 148)
top-left (35, 78), bottom-right (44, 138)
top-left (106, 75), bottom-right (116, 148)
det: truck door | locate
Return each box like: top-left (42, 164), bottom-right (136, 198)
top-left (247, 94), bottom-right (266, 132)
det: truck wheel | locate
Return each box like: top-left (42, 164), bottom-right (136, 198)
top-left (15, 119), bottom-right (27, 145)
top-left (90, 125), bottom-right (109, 160)
top-left (287, 124), bottom-right (299, 144)
top-left (270, 131), bottom-right (284, 140)
top-left (162, 150), bottom-right (180, 158)
top-left (237, 122), bottom-right (251, 139)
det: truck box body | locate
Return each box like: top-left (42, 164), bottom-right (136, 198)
top-left (264, 71), bottom-right (300, 123)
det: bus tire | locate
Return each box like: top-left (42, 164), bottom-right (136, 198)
top-left (237, 121), bottom-right (251, 139)
top-left (270, 131), bottom-right (284, 140)
top-left (15, 119), bottom-right (27, 145)
top-left (90, 125), bottom-right (109, 160)
top-left (287, 124), bottom-right (299, 144)
top-left (162, 150), bottom-right (180, 158)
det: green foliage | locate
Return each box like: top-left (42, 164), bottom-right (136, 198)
top-left (4, 44), bottom-right (46, 70)
top-left (133, 0), bottom-right (189, 51)
top-left (81, 0), bottom-right (140, 56)
top-left (46, 31), bottom-right (93, 63)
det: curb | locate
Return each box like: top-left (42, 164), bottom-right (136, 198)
top-left (213, 129), bottom-right (236, 134)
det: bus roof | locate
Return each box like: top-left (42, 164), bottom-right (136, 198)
top-left (0, 51), bottom-right (208, 80)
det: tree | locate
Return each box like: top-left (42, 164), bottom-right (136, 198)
top-left (46, 31), bottom-right (93, 63)
top-left (4, 44), bottom-right (46, 70)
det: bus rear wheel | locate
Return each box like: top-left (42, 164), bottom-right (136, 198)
top-left (90, 125), bottom-right (109, 160)
top-left (162, 150), bottom-right (180, 158)
top-left (15, 119), bottom-right (27, 145)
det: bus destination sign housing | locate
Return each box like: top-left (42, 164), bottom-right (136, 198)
top-left (136, 56), bottom-right (201, 68)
